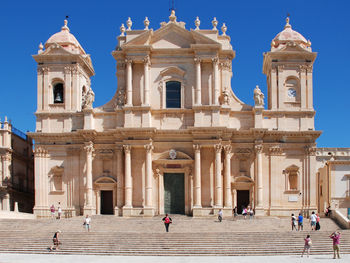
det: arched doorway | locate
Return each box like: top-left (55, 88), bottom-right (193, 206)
top-left (94, 176), bottom-right (117, 215)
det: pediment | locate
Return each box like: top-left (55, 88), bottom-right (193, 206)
top-left (155, 150), bottom-right (192, 160)
top-left (40, 43), bottom-right (74, 56)
top-left (276, 43), bottom-right (310, 53)
top-left (160, 66), bottom-right (186, 78)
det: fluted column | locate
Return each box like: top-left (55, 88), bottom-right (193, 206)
top-left (255, 143), bottom-right (263, 209)
top-left (224, 145), bottom-right (232, 208)
top-left (115, 145), bottom-right (124, 209)
top-left (144, 143), bottom-right (154, 208)
top-left (193, 144), bottom-right (202, 208)
top-left (214, 144), bottom-right (223, 207)
top-left (143, 56), bottom-right (150, 106)
top-left (123, 145), bottom-right (132, 208)
top-left (33, 146), bottom-right (49, 216)
top-left (212, 57), bottom-right (219, 105)
top-left (84, 142), bottom-right (94, 208)
top-left (194, 57), bottom-right (202, 105)
top-left (125, 59), bottom-right (133, 106)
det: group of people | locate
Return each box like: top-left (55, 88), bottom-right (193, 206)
top-left (49, 203), bottom-right (62, 220)
top-left (291, 211), bottom-right (321, 231)
top-left (301, 231), bottom-right (341, 259)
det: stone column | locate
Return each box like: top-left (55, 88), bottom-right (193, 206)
top-left (224, 145), bottom-right (232, 208)
top-left (193, 144), bottom-right (202, 211)
top-left (71, 66), bottom-right (80, 111)
top-left (123, 145), bottom-right (133, 215)
top-left (125, 59), bottom-right (133, 106)
top-left (143, 56), bottom-right (150, 106)
top-left (115, 145), bottom-right (124, 212)
top-left (212, 57), bottom-right (219, 105)
top-left (42, 67), bottom-right (50, 110)
top-left (64, 66), bottom-right (72, 110)
top-left (144, 143), bottom-right (154, 216)
top-left (84, 142), bottom-right (94, 215)
top-left (255, 143), bottom-right (264, 215)
top-left (300, 66), bottom-right (307, 109)
top-left (214, 144), bottom-right (223, 207)
top-left (194, 57), bottom-right (201, 105)
top-left (37, 68), bottom-right (43, 111)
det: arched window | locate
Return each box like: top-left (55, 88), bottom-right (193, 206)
top-left (166, 81), bottom-right (181, 108)
top-left (285, 78), bottom-right (299, 102)
top-left (53, 83), bottom-right (64, 103)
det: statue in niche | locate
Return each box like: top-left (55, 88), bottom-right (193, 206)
top-left (254, 85), bottom-right (264, 106)
top-left (116, 88), bottom-right (126, 107)
top-left (222, 87), bottom-right (230, 105)
top-left (82, 86), bottom-right (95, 110)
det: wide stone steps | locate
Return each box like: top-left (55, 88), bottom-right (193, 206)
top-left (0, 216), bottom-right (348, 256)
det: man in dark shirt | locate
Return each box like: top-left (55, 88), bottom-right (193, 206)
top-left (162, 214), bottom-right (172, 232)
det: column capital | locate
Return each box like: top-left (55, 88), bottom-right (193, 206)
top-left (255, 144), bottom-right (263, 154)
top-left (211, 56), bottom-right (219, 64)
top-left (144, 143), bottom-right (154, 153)
top-left (305, 146), bottom-right (316, 156)
top-left (214, 143), bottom-right (222, 153)
top-left (125, 58), bottom-right (133, 65)
top-left (194, 57), bottom-right (201, 64)
top-left (84, 141), bottom-right (94, 154)
top-left (64, 66), bottom-right (72, 74)
top-left (193, 144), bottom-right (201, 152)
top-left (34, 146), bottom-right (49, 158)
top-left (114, 144), bottom-right (124, 152)
top-left (224, 145), bottom-right (232, 155)
top-left (143, 55), bottom-right (151, 66)
top-left (123, 145), bottom-right (131, 154)
top-left (41, 67), bottom-right (50, 74)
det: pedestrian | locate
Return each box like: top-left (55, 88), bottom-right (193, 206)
top-left (330, 231), bottom-right (341, 259)
top-left (325, 206), bottom-right (332, 217)
top-left (233, 206), bottom-right (238, 220)
top-left (242, 207), bottom-right (247, 220)
top-left (218, 209), bottom-right (223, 222)
top-left (49, 230), bottom-right (62, 251)
top-left (162, 213), bottom-right (172, 232)
top-left (57, 202), bottom-right (62, 219)
top-left (83, 215), bottom-right (91, 232)
top-left (248, 206), bottom-right (254, 220)
top-left (298, 213), bottom-right (304, 231)
top-left (291, 213), bottom-right (297, 231)
top-left (301, 234), bottom-right (312, 258)
top-left (50, 204), bottom-right (55, 219)
top-left (309, 211), bottom-right (317, 231)
top-left (316, 213), bottom-right (321, 231)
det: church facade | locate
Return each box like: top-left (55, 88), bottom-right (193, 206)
top-left (29, 12), bottom-right (321, 218)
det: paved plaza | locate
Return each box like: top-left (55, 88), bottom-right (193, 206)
top-left (0, 254), bottom-right (349, 263)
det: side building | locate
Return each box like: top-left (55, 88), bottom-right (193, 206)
top-left (0, 117), bottom-right (34, 213)
top-left (29, 12), bottom-right (321, 218)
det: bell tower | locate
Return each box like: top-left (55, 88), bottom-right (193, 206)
top-left (263, 17), bottom-right (316, 112)
top-left (33, 19), bottom-right (94, 115)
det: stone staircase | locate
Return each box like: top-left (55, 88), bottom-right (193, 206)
top-left (0, 215), bottom-right (349, 256)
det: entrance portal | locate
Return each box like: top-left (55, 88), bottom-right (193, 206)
top-left (164, 173), bottom-right (185, 214)
top-left (100, 190), bottom-right (113, 214)
top-left (237, 190), bottom-right (250, 214)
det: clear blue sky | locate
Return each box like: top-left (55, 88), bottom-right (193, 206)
top-left (0, 0), bottom-right (348, 147)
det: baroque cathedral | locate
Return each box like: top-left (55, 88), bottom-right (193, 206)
top-left (29, 11), bottom-right (337, 218)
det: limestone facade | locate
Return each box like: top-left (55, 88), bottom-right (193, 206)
top-left (29, 13), bottom-right (322, 217)
top-left (0, 117), bottom-right (34, 212)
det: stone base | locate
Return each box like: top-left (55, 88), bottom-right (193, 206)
top-left (122, 206), bottom-right (133, 217)
top-left (83, 206), bottom-right (95, 216)
top-left (114, 207), bottom-right (120, 216)
top-left (254, 207), bottom-right (265, 216)
top-left (143, 207), bottom-right (155, 217)
top-left (192, 207), bottom-right (203, 217)
top-left (223, 207), bottom-right (233, 217)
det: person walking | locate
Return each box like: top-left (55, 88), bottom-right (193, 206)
top-left (233, 206), bottom-right (238, 220)
top-left (50, 204), bottom-right (55, 219)
top-left (309, 211), bottom-right (317, 231)
top-left (162, 214), bottom-right (172, 232)
top-left (330, 231), bottom-right (341, 259)
top-left (57, 202), bottom-right (62, 219)
top-left (298, 213), bottom-right (304, 231)
top-left (301, 234), bottom-right (312, 258)
top-left (325, 206), bottom-right (332, 217)
top-left (83, 215), bottom-right (91, 232)
top-left (218, 209), bottom-right (223, 222)
top-left (248, 206), bottom-right (254, 220)
top-left (315, 213), bottom-right (321, 231)
top-left (49, 230), bottom-right (62, 251)
top-left (242, 207), bottom-right (247, 220)
top-left (291, 213), bottom-right (298, 231)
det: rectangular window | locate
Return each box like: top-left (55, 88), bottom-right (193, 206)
top-left (166, 81), bottom-right (181, 108)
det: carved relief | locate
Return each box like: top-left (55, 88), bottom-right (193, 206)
top-left (34, 146), bottom-right (49, 158)
top-left (254, 144), bottom-right (263, 154)
top-left (214, 144), bottom-right (222, 153)
top-left (84, 141), bottom-right (94, 154)
top-left (115, 88), bottom-right (126, 108)
top-left (123, 145), bottom-right (131, 154)
top-left (64, 66), bottom-right (72, 74)
top-left (254, 85), bottom-right (264, 107)
top-left (144, 144), bottom-right (154, 153)
top-left (219, 60), bottom-right (232, 71)
top-left (305, 146), bottom-right (316, 156)
top-left (82, 87), bottom-right (95, 110)
top-left (269, 146), bottom-right (283, 155)
top-left (193, 144), bottom-right (201, 152)
top-left (221, 87), bottom-right (230, 105)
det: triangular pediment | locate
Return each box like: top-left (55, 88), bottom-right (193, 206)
top-left (40, 43), bottom-right (75, 56)
top-left (276, 43), bottom-right (310, 53)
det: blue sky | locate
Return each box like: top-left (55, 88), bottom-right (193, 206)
top-left (0, 0), bottom-right (348, 147)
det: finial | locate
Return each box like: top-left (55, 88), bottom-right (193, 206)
top-left (169, 10), bottom-right (177, 22)
top-left (4, 116), bottom-right (8, 123)
top-left (144, 17), bottom-right (150, 30)
top-left (38, 42), bottom-right (44, 54)
top-left (307, 39), bottom-right (312, 46)
top-left (195, 17), bottom-right (200, 30)
top-left (120, 24), bottom-right (126, 36)
top-left (221, 23), bottom-right (227, 36)
top-left (212, 17), bottom-right (218, 30)
top-left (285, 16), bottom-right (291, 29)
top-left (62, 18), bottom-right (69, 31)
top-left (126, 17), bottom-right (132, 31)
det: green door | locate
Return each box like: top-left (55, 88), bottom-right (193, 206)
top-left (164, 173), bottom-right (185, 214)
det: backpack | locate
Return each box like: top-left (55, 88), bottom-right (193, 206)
top-left (164, 217), bottom-right (170, 224)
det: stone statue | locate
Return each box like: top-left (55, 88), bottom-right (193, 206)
top-left (82, 87), bottom-right (95, 110)
top-left (254, 85), bottom-right (264, 106)
top-left (222, 87), bottom-right (230, 105)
